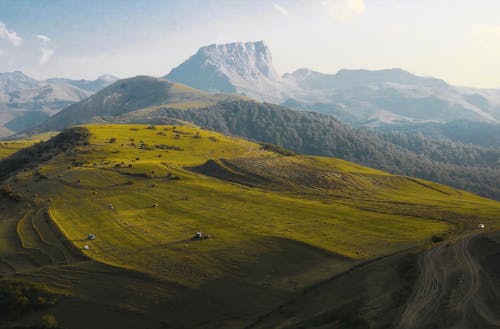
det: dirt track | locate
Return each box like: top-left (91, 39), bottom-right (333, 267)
top-left (398, 232), bottom-right (500, 329)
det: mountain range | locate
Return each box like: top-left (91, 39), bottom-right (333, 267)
top-left (2, 41), bottom-right (500, 329)
top-left (3, 41), bottom-right (500, 199)
top-left (0, 71), bottom-right (118, 135)
top-left (165, 41), bottom-right (500, 126)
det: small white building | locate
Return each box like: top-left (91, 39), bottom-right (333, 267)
top-left (478, 223), bottom-right (485, 229)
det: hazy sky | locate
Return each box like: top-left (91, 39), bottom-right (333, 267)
top-left (1, 0), bottom-right (499, 88)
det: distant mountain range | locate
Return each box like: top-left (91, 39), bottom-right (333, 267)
top-left (3, 41), bottom-right (500, 198)
top-left (165, 41), bottom-right (500, 126)
top-left (0, 71), bottom-right (118, 135)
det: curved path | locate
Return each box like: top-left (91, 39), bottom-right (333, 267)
top-left (398, 233), bottom-right (500, 329)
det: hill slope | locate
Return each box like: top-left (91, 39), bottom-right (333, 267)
top-left (1, 124), bottom-right (499, 328)
top-left (34, 76), bottom-right (244, 132)
top-left (30, 76), bottom-right (500, 200)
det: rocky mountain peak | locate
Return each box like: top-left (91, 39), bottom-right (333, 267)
top-left (0, 71), bottom-right (39, 92)
top-left (96, 74), bottom-right (119, 83)
top-left (196, 41), bottom-right (278, 80)
top-left (165, 41), bottom-right (282, 96)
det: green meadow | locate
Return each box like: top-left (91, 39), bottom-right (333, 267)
top-left (2, 124), bottom-right (499, 328)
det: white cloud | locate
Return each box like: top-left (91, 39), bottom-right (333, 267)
top-left (36, 34), bottom-right (51, 43)
top-left (322, 0), bottom-right (365, 22)
top-left (39, 47), bottom-right (54, 65)
top-left (0, 21), bottom-right (22, 46)
top-left (274, 4), bottom-right (289, 16)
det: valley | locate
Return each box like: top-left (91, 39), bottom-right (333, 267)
top-left (1, 124), bottom-right (499, 328)
top-left (1, 3), bottom-right (500, 328)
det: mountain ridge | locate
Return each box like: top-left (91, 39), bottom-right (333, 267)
top-left (165, 41), bottom-right (500, 126)
top-left (0, 71), bottom-right (118, 135)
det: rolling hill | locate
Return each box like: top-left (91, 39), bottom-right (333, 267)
top-left (1, 124), bottom-right (499, 328)
top-left (29, 76), bottom-right (500, 200)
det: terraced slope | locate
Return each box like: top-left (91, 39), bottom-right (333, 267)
top-left (1, 124), bottom-right (499, 329)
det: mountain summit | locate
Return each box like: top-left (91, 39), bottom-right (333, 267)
top-left (166, 41), bottom-right (500, 126)
top-left (165, 41), bottom-right (286, 103)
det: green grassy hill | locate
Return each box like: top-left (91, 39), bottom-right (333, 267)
top-left (28, 76), bottom-right (500, 200)
top-left (1, 124), bottom-right (499, 328)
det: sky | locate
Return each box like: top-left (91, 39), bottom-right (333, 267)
top-left (0, 0), bottom-right (500, 88)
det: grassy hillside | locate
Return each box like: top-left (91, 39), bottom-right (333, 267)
top-left (29, 76), bottom-right (500, 200)
top-left (1, 124), bottom-right (499, 328)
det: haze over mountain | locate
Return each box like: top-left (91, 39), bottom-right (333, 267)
top-left (0, 71), bottom-right (118, 136)
top-left (165, 41), bottom-right (500, 126)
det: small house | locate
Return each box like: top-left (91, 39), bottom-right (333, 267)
top-left (83, 245), bottom-right (89, 250)
top-left (88, 233), bottom-right (96, 240)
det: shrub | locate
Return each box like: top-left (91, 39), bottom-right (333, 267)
top-left (0, 279), bottom-right (58, 320)
top-left (0, 185), bottom-right (21, 202)
top-left (431, 235), bottom-right (444, 243)
top-left (260, 143), bottom-right (296, 156)
top-left (40, 314), bottom-right (58, 328)
top-left (109, 138), bottom-right (117, 143)
top-left (154, 144), bottom-right (183, 151)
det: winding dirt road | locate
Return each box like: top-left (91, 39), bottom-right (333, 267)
top-left (398, 233), bottom-right (500, 329)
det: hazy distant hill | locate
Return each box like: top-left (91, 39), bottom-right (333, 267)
top-left (46, 74), bottom-right (118, 93)
top-left (376, 120), bottom-right (500, 148)
top-left (0, 71), bottom-right (117, 135)
top-left (31, 75), bottom-right (500, 199)
top-left (166, 41), bottom-right (500, 126)
top-left (34, 75), bottom-right (241, 132)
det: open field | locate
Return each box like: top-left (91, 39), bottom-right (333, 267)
top-left (1, 124), bottom-right (499, 328)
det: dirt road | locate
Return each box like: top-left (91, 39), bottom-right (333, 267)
top-left (398, 232), bottom-right (500, 329)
